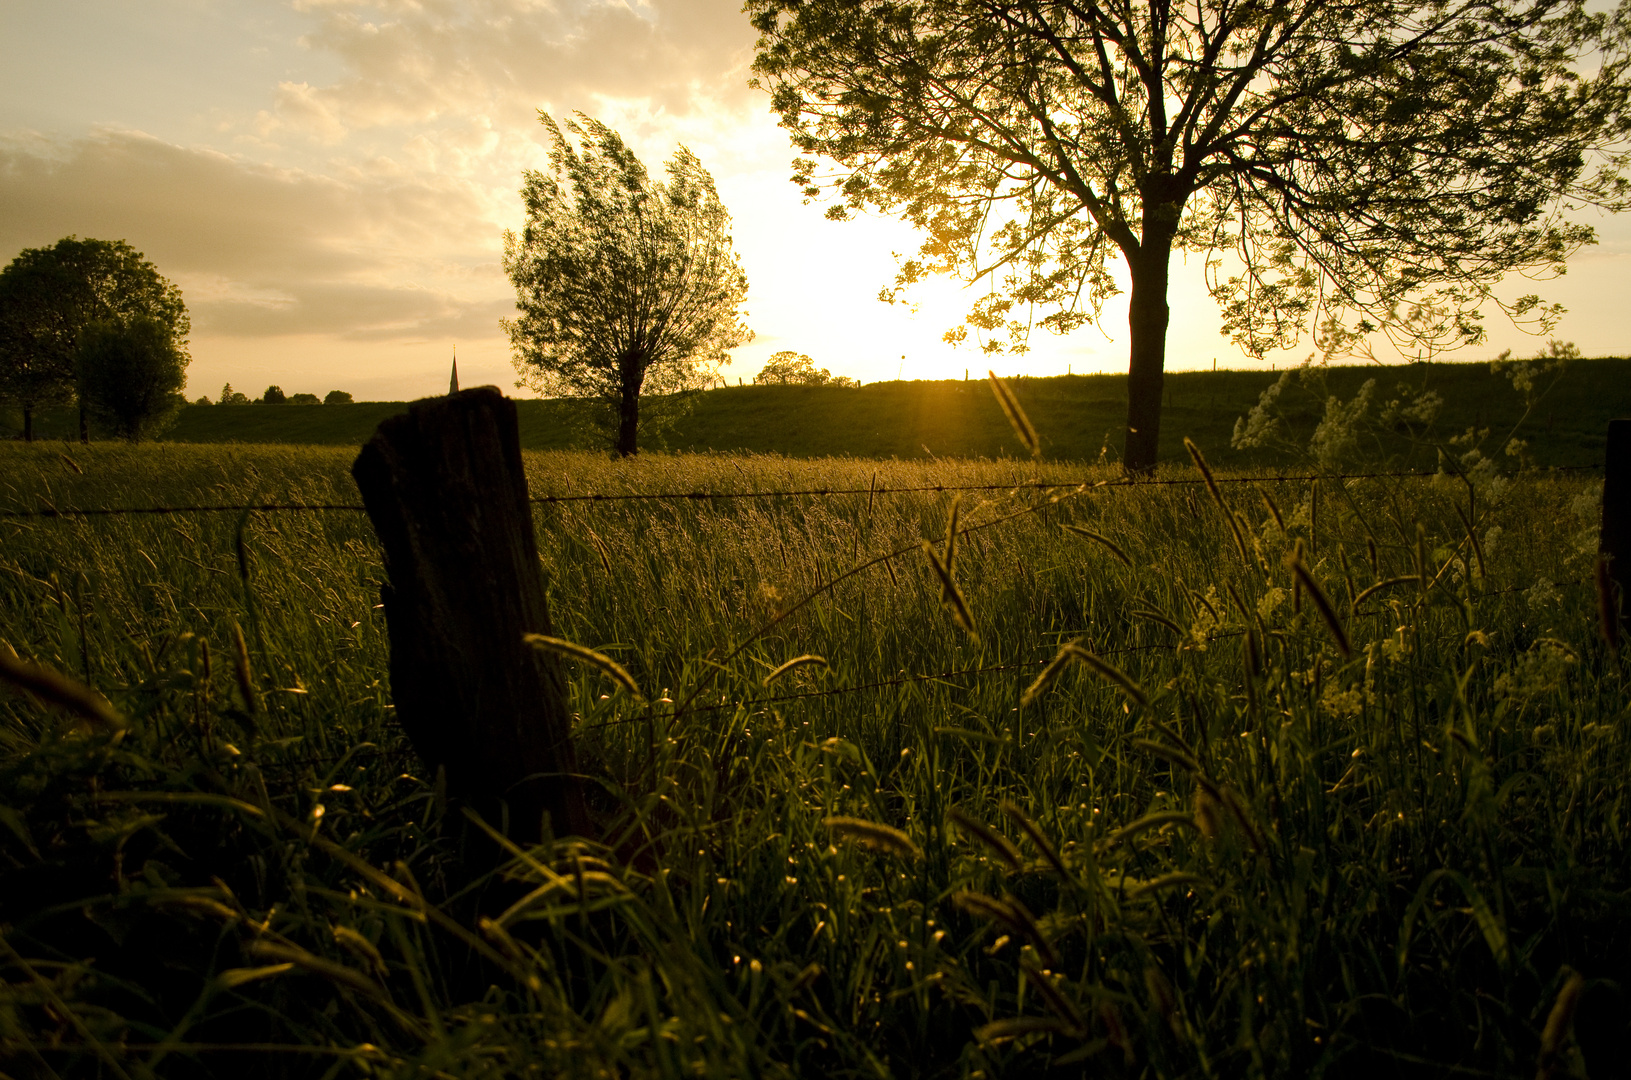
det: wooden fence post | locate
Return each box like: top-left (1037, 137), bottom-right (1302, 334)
top-left (352, 387), bottom-right (587, 842)
top-left (1603, 418), bottom-right (1631, 622)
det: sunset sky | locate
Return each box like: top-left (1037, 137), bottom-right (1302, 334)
top-left (3, 0), bottom-right (1628, 402)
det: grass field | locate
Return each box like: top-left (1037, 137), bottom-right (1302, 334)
top-left (1, 394), bottom-right (1626, 1078)
top-left (7, 355), bottom-right (1628, 467)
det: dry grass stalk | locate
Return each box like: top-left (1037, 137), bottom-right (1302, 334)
top-left (1537, 969), bottom-right (1585, 1080)
top-left (1028, 641), bottom-right (1149, 708)
top-left (0, 643), bottom-right (124, 730)
top-left (1132, 608), bottom-right (1184, 637)
top-left (1289, 554), bottom-right (1353, 658)
top-left (1021, 958), bottom-right (1086, 1031)
top-left (1061, 523), bottom-right (1133, 566)
top-left (1416, 523), bottom-right (1431, 597)
top-left (1129, 871), bottom-right (1205, 900)
top-left (987, 371), bottom-right (1039, 458)
top-left (764, 653), bottom-right (830, 686)
top-left (1455, 504), bottom-right (1487, 579)
top-left (523, 633), bottom-right (644, 700)
top-left (824, 815), bottom-right (921, 860)
top-left (585, 527), bottom-right (614, 576)
top-left (948, 807), bottom-right (1023, 871)
top-left (231, 620), bottom-right (258, 716)
top-left (1257, 486), bottom-right (1285, 532)
top-left (1183, 438), bottom-right (1224, 508)
top-left (1353, 575), bottom-right (1421, 612)
top-left (952, 891), bottom-right (1059, 967)
top-left (944, 496), bottom-right (962, 575)
top-left (1105, 811), bottom-right (1200, 848)
top-left (999, 800), bottom-right (1070, 880)
top-left (921, 541), bottom-right (979, 641)
top-left (1366, 535), bottom-right (1379, 574)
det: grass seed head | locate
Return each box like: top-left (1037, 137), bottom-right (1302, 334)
top-left (231, 620), bottom-right (258, 716)
top-left (824, 815), bottom-right (921, 860)
top-left (764, 653), bottom-right (830, 686)
top-left (524, 633), bottom-right (644, 700)
top-left (988, 371), bottom-right (1039, 458)
top-left (948, 807), bottom-right (1023, 872)
top-left (1061, 523), bottom-right (1132, 567)
top-left (0, 643), bottom-right (124, 730)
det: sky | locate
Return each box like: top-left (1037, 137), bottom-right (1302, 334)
top-left (1, 0), bottom-right (1628, 402)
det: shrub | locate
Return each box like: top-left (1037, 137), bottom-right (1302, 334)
top-left (288, 392), bottom-right (320, 405)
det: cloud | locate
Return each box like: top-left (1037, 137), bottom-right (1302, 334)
top-left (0, 128), bottom-right (513, 341)
top-left (263, 0), bottom-right (762, 144)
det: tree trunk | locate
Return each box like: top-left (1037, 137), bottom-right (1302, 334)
top-left (351, 387), bottom-right (589, 843)
top-left (21, 405), bottom-right (32, 443)
top-left (1123, 228), bottom-right (1173, 474)
top-left (616, 356), bottom-right (643, 457)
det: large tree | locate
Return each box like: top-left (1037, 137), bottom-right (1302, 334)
top-left (503, 114), bottom-right (752, 456)
top-left (0, 237), bottom-right (190, 442)
top-left (748, 0), bottom-right (1631, 470)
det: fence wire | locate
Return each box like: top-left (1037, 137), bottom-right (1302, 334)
top-left (0, 463), bottom-right (1603, 519)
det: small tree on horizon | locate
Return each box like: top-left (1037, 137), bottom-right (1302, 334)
top-left (324, 389), bottom-right (354, 405)
top-left (755, 350), bottom-right (859, 386)
top-left (219, 383), bottom-right (250, 405)
top-left (260, 385), bottom-right (286, 405)
top-left (502, 114), bottom-right (752, 456)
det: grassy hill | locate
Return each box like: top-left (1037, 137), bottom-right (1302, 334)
top-left (7, 356), bottom-right (1628, 466)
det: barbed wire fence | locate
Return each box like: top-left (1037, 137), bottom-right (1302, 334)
top-left (0, 463), bottom-right (1606, 520)
top-left (0, 461), bottom-right (1608, 776)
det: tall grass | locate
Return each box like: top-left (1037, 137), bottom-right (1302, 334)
top-left (0, 437), bottom-right (1624, 1078)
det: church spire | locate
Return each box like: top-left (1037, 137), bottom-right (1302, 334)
top-left (449, 347), bottom-right (459, 395)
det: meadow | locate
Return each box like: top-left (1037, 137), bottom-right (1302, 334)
top-left (7, 354), bottom-right (1629, 467)
top-left (0, 401), bottom-right (1626, 1076)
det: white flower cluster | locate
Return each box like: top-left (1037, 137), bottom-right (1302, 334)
top-left (1308, 379), bottom-right (1376, 469)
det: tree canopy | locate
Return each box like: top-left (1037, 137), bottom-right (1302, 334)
top-left (748, 0), bottom-right (1631, 469)
top-left (755, 350), bottom-right (861, 386)
top-left (503, 114), bottom-right (752, 456)
top-left (0, 237), bottom-right (190, 441)
top-left (75, 316), bottom-right (188, 441)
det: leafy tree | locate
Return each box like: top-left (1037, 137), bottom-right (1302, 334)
top-left (75, 317), bottom-right (188, 441)
top-left (503, 114), bottom-right (752, 456)
top-left (219, 383), bottom-right (250, 405)
top-left (260, 385), bottom-right (286, 405)
top-left (288, 392), bottom-right (320, 405)
top-left (0, 237), bottom-right (189, 442)
top-left (324, 390), bottom-right (354, 405)
top-left (748, 0), bottom-right (1631, 470)
top-left (755, 350), bottom-right (860, 386)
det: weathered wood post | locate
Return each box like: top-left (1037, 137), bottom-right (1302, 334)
top-left (1604, 419), bottom-right (1631, 626)
top-left (352, 386), bottom-right (588, 842)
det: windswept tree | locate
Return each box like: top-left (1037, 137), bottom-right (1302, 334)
top-left (0, 237), bottom-right (189, 441)
top-left (503, 114), bottom-right (753, 456)
top-left (748, 0), bottom-right (1631, 470)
